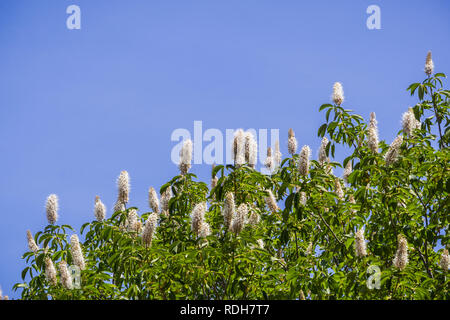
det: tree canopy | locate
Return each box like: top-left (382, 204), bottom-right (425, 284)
top-left (11, 53), bottom-right (449, 300)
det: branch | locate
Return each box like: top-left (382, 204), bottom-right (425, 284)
top-left (416, 246), bottom-right (433, 279)
top-left (312, 211), bottom-right (343, 245)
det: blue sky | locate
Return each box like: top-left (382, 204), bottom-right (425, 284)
top-left (0, 0), bottom-right (449, 298)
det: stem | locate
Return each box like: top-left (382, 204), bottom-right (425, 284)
top-left (429, 86), bottom-right (444, 149)
top-left (410, 183), bottom-right (434, 278)
top-left (388, 207), bottom-right (398, 239)
top-left (417, 246), bottom-right (433, 279)
top-left (224, 240), bottom-right (236, 299)
top-left (392, 274), bottom-right (400, 299)
top-left (314, 211), bottom-right (343, 245)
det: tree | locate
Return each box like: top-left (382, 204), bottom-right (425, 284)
top-left (13, 52), bottom-right (449, 300)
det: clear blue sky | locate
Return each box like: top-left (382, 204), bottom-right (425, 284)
top-left (1, 0), bottom-right (449, 298)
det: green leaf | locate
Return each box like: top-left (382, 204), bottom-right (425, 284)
top-left (319, 104), bottom-right (333, 111)
top-left (21, 267), bottom-right (30, 281)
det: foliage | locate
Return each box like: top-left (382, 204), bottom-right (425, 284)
top-left (13, 71), bottom-right (449, 300)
